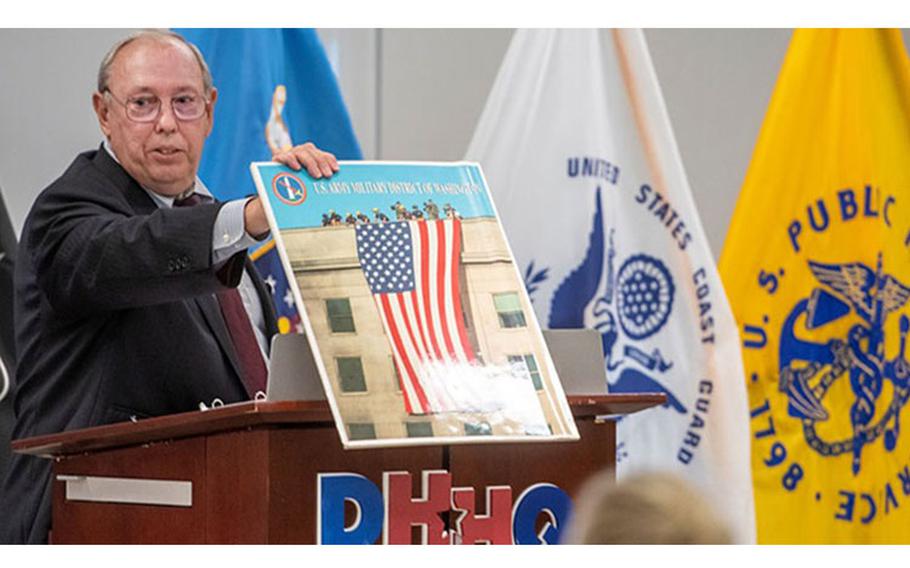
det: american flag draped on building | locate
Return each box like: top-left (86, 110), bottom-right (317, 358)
top-left (355, 218), bottom-right (477, 415)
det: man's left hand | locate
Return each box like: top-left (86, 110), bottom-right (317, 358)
top-left (273, 142), bottom-right (340, 178)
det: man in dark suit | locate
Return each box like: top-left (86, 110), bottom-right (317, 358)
top-left (0, 30), bottom-right (339, 544)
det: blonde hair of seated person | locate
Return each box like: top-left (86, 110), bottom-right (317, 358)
top-left (564, 470), bottom-right (733, 544)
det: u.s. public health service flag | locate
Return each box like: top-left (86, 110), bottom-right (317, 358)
top-left (466, 29), bottom-right (755, 542)
top-left (721, 29), bottom-right (910, 543)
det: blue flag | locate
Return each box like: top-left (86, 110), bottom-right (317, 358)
top-left (175, 29), bottom-right (362, 333)
top-left (175, 28), bottom-right (362, 201)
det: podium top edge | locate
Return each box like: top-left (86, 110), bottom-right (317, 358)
top-left (11, 395), bottom-right (665, 457)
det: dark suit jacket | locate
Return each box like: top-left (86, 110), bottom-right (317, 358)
top-left (0, 147), bottom-right (277, 543)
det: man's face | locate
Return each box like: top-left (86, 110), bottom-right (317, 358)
top-left (93, 38), bottom-right (217, 197)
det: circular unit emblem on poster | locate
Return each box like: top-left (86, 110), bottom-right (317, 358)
top-left (271, 173), bottom-right (308, 206)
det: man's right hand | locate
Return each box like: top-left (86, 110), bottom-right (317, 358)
top-left (272, 142), bottom-right (339, 178)
top-left (244, 142), bottom-right (339, 239)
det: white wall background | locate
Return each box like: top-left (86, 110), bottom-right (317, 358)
top-left (2, 29), bottom-right (909, 257)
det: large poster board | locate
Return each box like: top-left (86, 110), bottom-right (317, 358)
top-left (251, 161), bottom-right (579, 447)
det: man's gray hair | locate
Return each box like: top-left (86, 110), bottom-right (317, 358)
top-left (97, 30), bottom-right (214, 95)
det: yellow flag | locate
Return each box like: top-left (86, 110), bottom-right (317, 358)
top-left (720, 29), bottom-right (910, 543)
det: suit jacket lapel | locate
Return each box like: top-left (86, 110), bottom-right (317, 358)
top-left (91, 144), bottom-right (159, 215)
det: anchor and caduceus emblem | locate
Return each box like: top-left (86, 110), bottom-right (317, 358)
top-left (779, 253), bottom-right (910, 475)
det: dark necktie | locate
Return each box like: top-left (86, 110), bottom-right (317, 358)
top-left (174, 193), bottom-right (268, 397)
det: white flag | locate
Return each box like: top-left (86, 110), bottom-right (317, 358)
top-left (466, 29), bottom-right (756, 543)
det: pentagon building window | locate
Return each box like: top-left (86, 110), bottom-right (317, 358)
top-left (337, 356), bottom-right (367, 393)
top-left (348, 423), bottom-right (377, 441)
top-left (493, 292), bottom-right (527, 329)
top-left (326, 298), bottom-right (356, 333)
top-left (465, 422), bottom-right (493, 436)
top-left (406, 421), bottom-right (434, 438)
top-left (508, 354), bottom-right (543, 390)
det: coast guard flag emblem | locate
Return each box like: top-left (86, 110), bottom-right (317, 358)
top-left (721, 29), bottom-right (910, 543)
top-left (466, 29), bottom-right (755, 542)
top-left (355, 219), bottom-right (477, 414)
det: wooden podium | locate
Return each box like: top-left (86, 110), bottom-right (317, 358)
top-left (13, 394), bottom-right (664, 544)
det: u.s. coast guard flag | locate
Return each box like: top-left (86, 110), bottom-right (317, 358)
top-left (175, 29), bottom-right (362, 333)
top-left (465, 29), bottom-right (755, 542)
top-left (720, 29), bottom-right (910, 543)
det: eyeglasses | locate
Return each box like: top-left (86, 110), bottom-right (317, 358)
top-left (104, 90), bottom-right (209, 123)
